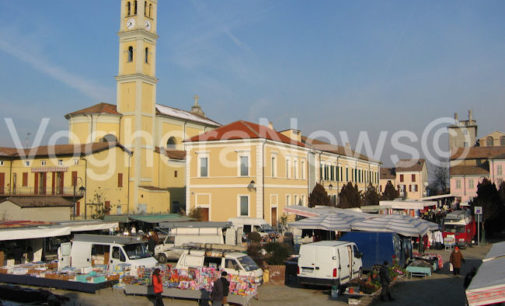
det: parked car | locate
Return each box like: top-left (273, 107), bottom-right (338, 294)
top-left (297, 241), bottom-right (363, 287)
top-left (339, 232), bottom-right (411, 270)
top-left (58, 234), bottom-right (157, 274)
top-left (176, 248), bottom-right (263, 284)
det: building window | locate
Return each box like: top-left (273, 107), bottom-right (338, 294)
top-left (144, 1), bottom-right (147, 16)
top-left (22, 172), bottom-right (28, 187)
top-left (400, 174), bottom-right (404, 182)
top-left (239, 196), bottom-right (249, 216)
top-left (411, 174), bottom-right (416, 182)
top-left (409, 185), bottom-right (412, 192)
top-left (294, 195), bottom-right (299, 206)
top-left (301, 194), bottom-right (305, 206)
top-left (240, 156), bottom-right (249, 177)
top-left (456, 179), bottom-right (461, 189)
top-left (469, 179), bottom-right (474, 189)
top-left (0, 161), bottom-right (3, 166)
top-left (301, 160), bottom-right (306, 179)
top-left (118, 173), bottom-right (123, 188)
top-left (25, 161), bottom-right (30, 167)
top-left (73, 159), bottom-right (79, 165)
top-left (487, 136), bottom-right (494, 147)
top-left (145, 47), bottom-right (149, 63)
top-left (498, 165), bottom-right (503, 176)
top-left (293, 160), bottom-right (298, 179)
top-left (414, 184), bottom-right (418, 192)
top-left (166, 136), bottom-right (176, 149)
top-left (501, 136), bottom-right (505, 146)
top-left (128, 46), bottom-right (134, 62)
top-left (58, 160), bottom-right (63, 166)
top-left (149, 3), bottom-right (152, 17)
top-left (41, 161), bottom-right (46, 166)
top-left (134, 0), bottom-right (138, 15)
top-left (174, 170), bottom-right (178, 178)
top-left (127, 1), bottom-right (131, 15)
top-left (286, 194), bottom-right (291, 206)
top-left (330, 165), bottom-right (334, 181)
top-left (199, 157), bottom-right (208, 177)
top-left (346, 167), bottom-right (349, 181)
top-left (271, 156), bottom-right (277, 177)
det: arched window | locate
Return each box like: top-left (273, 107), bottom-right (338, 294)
top-left (167, 136), bottom-right (177, 149)
top-left (128, 46), bottom-right (134, 62)
top-left (149, 3), bottom-right (152, 17)
top-left (134, 0), bottom-right (138, 15)
top-left (127, 1), bottom-right (131, 16)
top-left (145, 47), bottom-right (149, 63)
top-left (102, 134), bottom-right (118, 143)
top-left (487, 136), bottom-right (494, 147)
top-left (144, 1), bottom-right (147, 16)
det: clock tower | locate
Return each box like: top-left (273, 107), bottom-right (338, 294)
top-left (117, 0), bottom-right (158, 208)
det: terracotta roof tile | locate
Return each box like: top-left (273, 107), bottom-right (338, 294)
top-left (187, 120), bottom-right (305, 147)
top-left (0, 142), bottom-right (130, 159)
top-left (450, 166), bottom-right (489, 176)
top-left (395, 159), bottom-right (426, 172)
top-left (65, 103), bottom-right (120, 119)
top-left (450, 146), bottom-right (505, 160)
top-left (380, 168), bottom-right (396, 179)
top-left (0, 196), bottom-right (75, 208)
top-left (154, 147), bottom-right (186, 160)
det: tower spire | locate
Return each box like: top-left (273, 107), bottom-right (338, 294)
top-left (191, 94), bottom-right (205, 117)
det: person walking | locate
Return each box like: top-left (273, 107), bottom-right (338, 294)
top-left (152, 268), bottom-right (164, 306)
top-left (450, 246), bottom-right (465, 276)
top-left (379, 261), bottom-right (394, 301)
top-left (211, 271), bottom-right (229, 306)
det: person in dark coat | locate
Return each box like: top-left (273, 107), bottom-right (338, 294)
top-left (450, 246), bottom-right (465, 275)
top-left (211, 271), bottom-right (229, 306)
top-left (379, 261), bottom-right (394, 301)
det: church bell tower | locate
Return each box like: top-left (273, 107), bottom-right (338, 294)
top-left (116, 0), bottom-right (158, 209)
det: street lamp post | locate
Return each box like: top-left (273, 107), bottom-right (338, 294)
top-left (72, 177), bottom-right (86, 220)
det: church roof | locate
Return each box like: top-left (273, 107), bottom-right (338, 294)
top-left (187, 120), bottom-right (306, 147)
top-left (65, 103), bottom-right (120, 119)
top-left (450, 146), bottom-right (505, 160)
top-left (450, 165), bottom-right (489, 176)
top-left (155, 104), bottom-right (221, 127)
top-left (300, 136), bottom-right (377, 162)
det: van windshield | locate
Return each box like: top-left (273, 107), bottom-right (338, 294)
top-left (237, 256), bottom-right (259, 272)
top-left (123, 243), bottom-right (151, 260)
top-left (260, 224), bottom-right (275, 232)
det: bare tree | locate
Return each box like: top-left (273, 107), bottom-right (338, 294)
top-left (428, 165), bottom-right (449, 195)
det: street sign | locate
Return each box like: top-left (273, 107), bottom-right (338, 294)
top-left (474, 206), bottom-right (483, 215)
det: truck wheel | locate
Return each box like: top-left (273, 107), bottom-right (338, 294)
top-left (157, 253), bottom-right (167, 263)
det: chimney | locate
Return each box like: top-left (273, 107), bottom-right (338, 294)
top-left (468, 110), bottom-right (472, 122)
top-left (454, 112), bottom-right (458, 121)
top-left (268, 122), bottom-right (274, 130)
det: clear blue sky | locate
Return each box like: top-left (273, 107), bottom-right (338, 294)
top-left (0, 1), bottom-right (504, 165)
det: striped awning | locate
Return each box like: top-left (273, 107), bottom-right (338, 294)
top-left (289, 213), bottom-right (367, 232)
top-left (351, 214), bottom-right (438, 237)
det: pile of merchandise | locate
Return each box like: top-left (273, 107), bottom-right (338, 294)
top-left (130, 265), bottom-right (258, 296)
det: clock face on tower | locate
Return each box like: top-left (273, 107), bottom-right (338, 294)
top-left (126, 18), bottom-right (135, 29)
top-left (144, 20), bottom-right (151, 31)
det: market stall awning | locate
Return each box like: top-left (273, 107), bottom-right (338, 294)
top-left (0, 225), bottom-right (71, 241)
top-left (158, 221), bottom-right (231, 229)
top-left (379, 200), bottom-right (438, 210)
top-left (58, 220), bottom-right (119, 232)
top-left (283, 205), bottom-right (320, 217)
top-left (103, 214), bottom-right (192, 224)
top-left (289, 213), bottom-right (366, 232)
top-left (284, 205), bottom-right (374, 219)
top-left (351, 214), bottom-right (437, 237)
top-left (466, 242), bottom-right (505, 306)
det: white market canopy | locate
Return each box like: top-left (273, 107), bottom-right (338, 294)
top-left (288, 213), bottom-right (367, 232)
top-left (350, 214), bottom-right (438, 237)
top-left (0, 220), bottom-right (119, 241)
top-left (379, 200), bottom-right (438, 210)
top-left (466, 241), bottom-right (505, 306)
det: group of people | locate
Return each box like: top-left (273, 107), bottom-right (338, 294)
top-left (151, 269), bottom-right (230, 306)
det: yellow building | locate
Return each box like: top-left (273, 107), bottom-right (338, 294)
top-left (0, 1), bottom-right (220, 218)
top-left (185, 121), bottom-right (380, 225)
top-left (379, 159), bottom-right (428, 200)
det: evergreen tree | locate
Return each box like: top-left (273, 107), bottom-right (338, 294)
top-left (308, 183), bottom-right (331, 207)
top-left (363, 184), bottom-right (380, 206)
top-left (381, 181), bottom-right (399, 201)
top-left (337, 182), bottom-right (362, 208)
top-left (471, 179), bottom-right (505, 237)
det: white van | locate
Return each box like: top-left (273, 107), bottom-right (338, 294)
top-left (176, 249), bottom-right (263, 284)
top-left (228, 217), bottom-right (278, 240)
top-left (155, 222), bottom-right (242, 263)
top-left (297, 241), bottom-right (362, 287)
top-left (58, 234), bottom-right (157, 273)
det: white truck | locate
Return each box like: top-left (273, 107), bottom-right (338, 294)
top-left (58, 234), bottom-right (157, 273)
top-left (297, 241), bottom-right (362, 287)
top-left (176, 247), bottom-right (263, 284)
top-left (154, 222), bottom-right (243, 263)
top-left (228, 217), bottom-right (279, 241)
